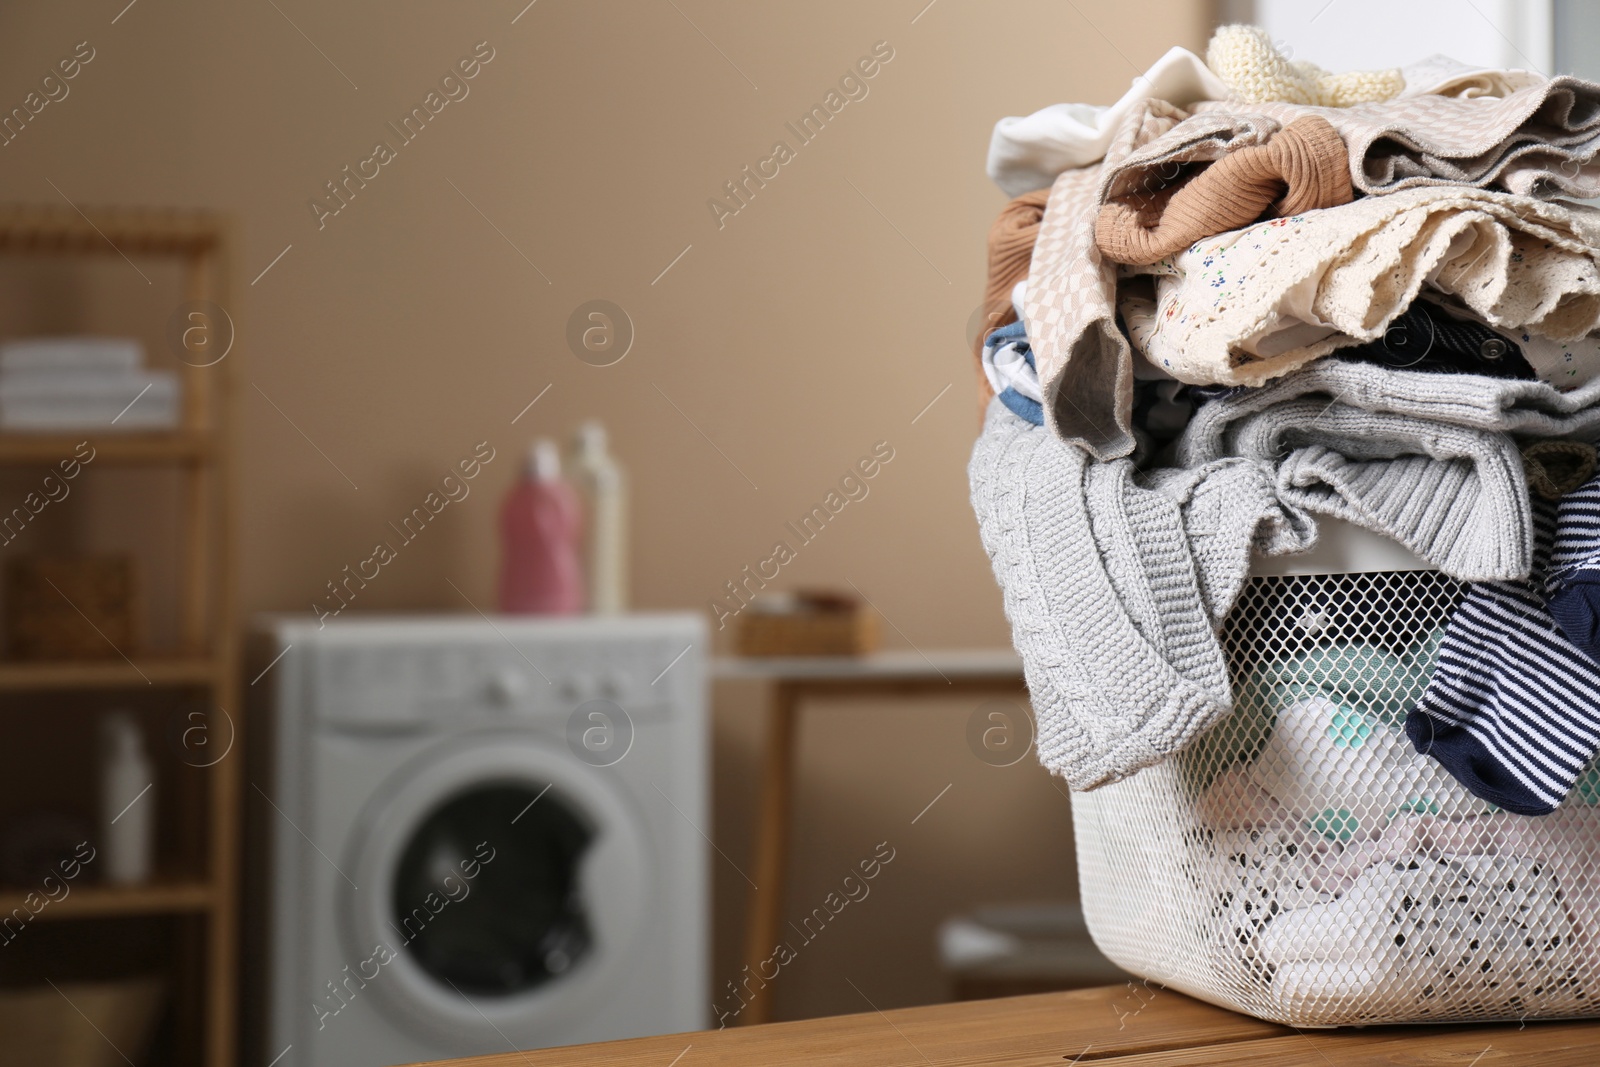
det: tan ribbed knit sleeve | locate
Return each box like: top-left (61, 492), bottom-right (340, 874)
top-left (1094, 116), bottom-right (1353, 266)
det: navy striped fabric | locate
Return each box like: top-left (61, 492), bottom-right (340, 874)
top-left (1406, 494), bottom-right (1600, 816)
top-left (1548, 478), bottom-right (1600, 659)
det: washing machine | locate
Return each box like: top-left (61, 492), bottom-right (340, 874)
top-left (245, 614), bottom-right (708, 1067)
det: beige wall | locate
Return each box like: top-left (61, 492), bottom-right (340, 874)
top-left (0, 0), bottom-right (1209, 1024)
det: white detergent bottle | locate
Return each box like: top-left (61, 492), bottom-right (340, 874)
top-left (571, 420), bottom-right (628, 614)
top-left (102, 712), bottom-right (155, 885)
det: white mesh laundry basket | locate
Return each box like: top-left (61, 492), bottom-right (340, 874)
top-left (1071, 519), bottom-right (1600, 1026)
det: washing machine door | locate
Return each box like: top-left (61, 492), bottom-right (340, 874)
top-left (343, 732), bottom-right (651, 1047)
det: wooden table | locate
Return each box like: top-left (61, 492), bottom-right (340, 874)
top-left (409, 984), bottom-right (1600, 1065)
top-left (713, 650), bottom-right (1027, 1024)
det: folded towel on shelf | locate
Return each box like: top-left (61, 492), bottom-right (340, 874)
top-left (0, 388), bottom-right (180, 431)
top-left (0, 370), bottom-right (178, 399)
top-left (0, 337), bottom-right (143, 372)
top-left (0, 341), bottom-right (181, 432)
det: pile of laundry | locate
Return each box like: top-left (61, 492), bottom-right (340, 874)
top-left (969, 25), bottom-right (1600, 1017)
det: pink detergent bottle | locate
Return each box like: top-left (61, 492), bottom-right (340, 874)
top-left (498, 439), bottom-right (585, 614)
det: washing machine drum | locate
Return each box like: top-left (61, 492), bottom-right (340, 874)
top-left (393, 784), bottom-right (593, 994)
top-left (348, 735), bottom-right (652, 1041)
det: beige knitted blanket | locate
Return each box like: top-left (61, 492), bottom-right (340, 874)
top-left (1134, 186), bottom-right (1600, 387)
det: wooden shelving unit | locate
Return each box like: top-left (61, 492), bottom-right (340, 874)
top-left (0, 206), bottom-right (238, 1066)
top-left (0, 432), bottom-right (212, 465)
top-left (0, 880), bottom-right (215, 920)
top-left (0, 657), bottom-right (221, 691)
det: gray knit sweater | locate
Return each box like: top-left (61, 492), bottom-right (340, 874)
top-left (969, 399), bottom-right (1301, 789)
top-left (1180, 361), bottom-right (1600, 581)
top-left (971, 362), bottom-right (1600, 788)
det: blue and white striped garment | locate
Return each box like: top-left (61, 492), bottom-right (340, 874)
top-left (981, 314), bottom-right (1227, 436)
top-left (981, 319), bottom-right (1044, 426)
top-left (1406, 493), bottom-right (1600, 815)
top-left (1547, 477), bottom-right (1600, 659)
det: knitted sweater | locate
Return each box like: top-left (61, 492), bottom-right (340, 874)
top-left (1094, 116), bottom-right (1353, 265)
top-left (968, 399), bottom-right (1300, 789)
top-left (1177, 360), bottom-right (1600, 582)
top-left (970, 361), bottom-right (1600, 786)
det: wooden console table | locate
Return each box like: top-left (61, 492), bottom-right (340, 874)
top-left (713, 650), bottom-right (1027, 1024)
top-left (409, 984), bottom-right (1600, 1065)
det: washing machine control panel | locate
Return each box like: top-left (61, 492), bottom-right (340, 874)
top-left (304, 623), bottom-right (700, 731)
top-left (485, 666), bottom-right (530, 706)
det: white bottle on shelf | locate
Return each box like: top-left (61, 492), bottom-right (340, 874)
top-left (570, 419), bottom-right (629, 614)
top-left (101, 712), bottom-right (154, 886)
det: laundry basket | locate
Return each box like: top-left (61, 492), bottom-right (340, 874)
top-left (1071, 519), bottom-right (1600, 1026)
